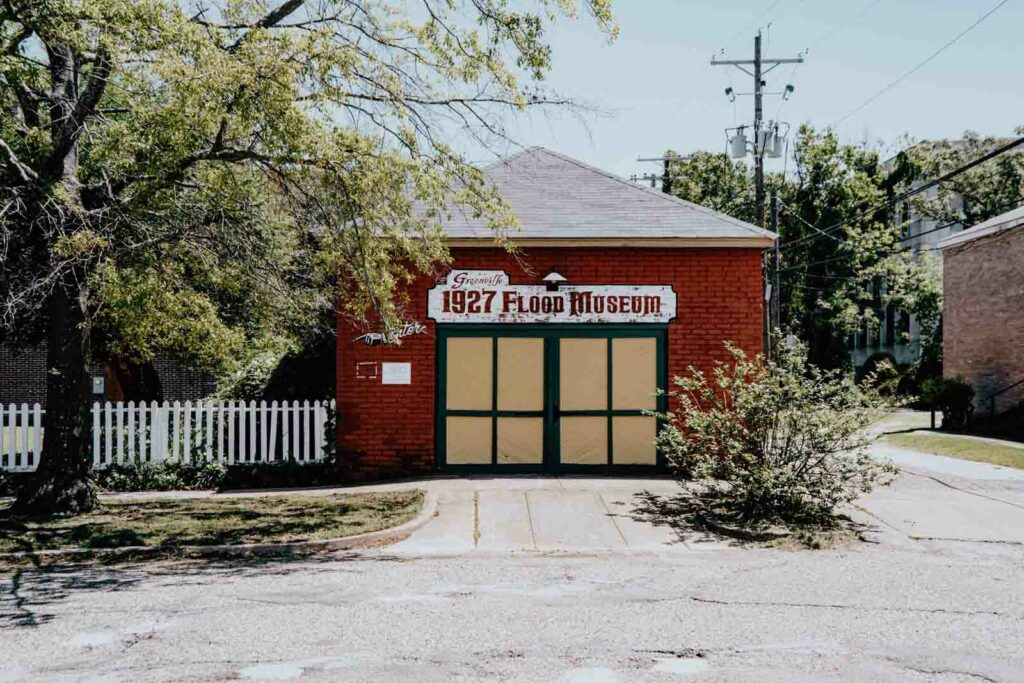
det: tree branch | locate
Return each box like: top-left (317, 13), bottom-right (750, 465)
top-left (0, 137), bottom-right (37, 182)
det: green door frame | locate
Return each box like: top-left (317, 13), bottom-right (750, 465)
top-left (435, 324), bottom-right (668, 474)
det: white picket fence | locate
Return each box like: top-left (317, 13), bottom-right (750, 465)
top-left (0, 400), bottom-right (335, 472)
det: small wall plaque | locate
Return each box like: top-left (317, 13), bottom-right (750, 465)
top-left (381, 362), bottom-right (411, 385)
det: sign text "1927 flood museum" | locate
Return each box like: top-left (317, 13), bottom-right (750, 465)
top-left (336, 148), bottom-right (776, 478)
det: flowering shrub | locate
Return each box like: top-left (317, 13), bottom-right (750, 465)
top-left (655, 343), bottom-right (898, 525)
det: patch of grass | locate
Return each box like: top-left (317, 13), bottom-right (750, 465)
top-left (885, 433), bottom-right (1024, 470)
top-left (0, 490), bottom-right (423, 554)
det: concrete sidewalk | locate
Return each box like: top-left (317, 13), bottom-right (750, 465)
top-left (389, 477), bottom-right (694, 556)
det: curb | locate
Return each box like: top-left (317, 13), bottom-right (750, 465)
top-left (0, 490), bottom-right (437, 563)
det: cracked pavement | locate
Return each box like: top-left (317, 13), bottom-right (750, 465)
top-left (3, 439), bottom-right (1024, 681)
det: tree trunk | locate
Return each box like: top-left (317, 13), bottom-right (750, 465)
top-left (12, 269), bottom-right (98, 515)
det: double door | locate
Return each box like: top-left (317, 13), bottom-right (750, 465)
top-left (437, 326), bottom-right (666, 471)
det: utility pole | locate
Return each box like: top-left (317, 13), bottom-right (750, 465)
top-left (635, 154), bottom-right (692, 194)
top-left (711, 32), bottom-right (803, 228)
top-left (753, 32), bottom-right (764, 229)
top-left (770, 191), bottom-right (781, 354)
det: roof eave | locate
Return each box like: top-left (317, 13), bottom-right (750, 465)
top-left (443, 235), bottom-right (776, 248)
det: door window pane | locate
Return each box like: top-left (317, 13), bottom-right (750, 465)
top-left (497, 417), bottom-right (544, 464)
top-left (446, 417), bottom-right (492, 464)
top-left (612, 416), bottom-right (657, 465)
top-left (612, 338), bottom-right (657, 410)
top-left (446, 337), bottom-right (492, 410)
top-left (560, 416), bottom-right (607, 464)
top-left (559, 338), bottom-right (606, 410)
top-left (498, 338), bottom-right (544, 411)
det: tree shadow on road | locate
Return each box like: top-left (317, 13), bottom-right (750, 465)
top-left (630, 489), bottom-right (873, 550)
top-left (629, 490), bottom-right (749, 548)
top-left (0, 546), bottom-right (404, 631)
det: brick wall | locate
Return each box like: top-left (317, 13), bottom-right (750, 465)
top-left (336, 246), bottom-right (765, 479)
top-left (0, 344), bottom-right (216, 407)
top-left (0, 346), bottom-right (48, 405)
top-left (943, 225), bottom-right (1024, 415)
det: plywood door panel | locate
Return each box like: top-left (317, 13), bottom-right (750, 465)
top-left (446, 416), bottom-right (492, 464)
top-left (560, 416), bottom-right (607, 464)
top-left (612, 338), bottom-right (657, 410)
top-left (497, 338), bottom-right (543, 411)
top-left (612, 415), bottom-right (657, 465)
top-left (497, 417), bottom-right (544, 464)
top-left (559, 338), bottom-right (606, 410)
top-left (446, 337), bottom-right (493, 410)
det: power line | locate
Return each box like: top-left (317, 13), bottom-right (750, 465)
top-left (833, 0), bottom-right (1011, 126)
top-left (779, 135), bottom-right (1024, 249)
top-left (778, 198), bottom-right (1024, 275)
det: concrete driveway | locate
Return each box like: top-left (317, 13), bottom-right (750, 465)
top-left (390, 477), bottom-right (692, 556)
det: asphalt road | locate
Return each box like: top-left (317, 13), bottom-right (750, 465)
top-left (2, 442), bottom-right (1024, 681)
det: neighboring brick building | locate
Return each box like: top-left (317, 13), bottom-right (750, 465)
top-left (940, 205), bottom-right (1024, 416)
top-left (0, 344), bottom-right (216, 407)
top-left (336, 147), bottom-right (774, 479)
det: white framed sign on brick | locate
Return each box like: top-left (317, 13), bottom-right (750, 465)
top-left (427, 270), bottom-right (676, 324)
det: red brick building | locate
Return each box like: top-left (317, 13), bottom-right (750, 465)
top-left (940, 205), bottom-right (1024, 416)
top-left (336, 148), bottom-right (775, 478)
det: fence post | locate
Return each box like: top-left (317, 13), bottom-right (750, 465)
top-left (216, 403), bottom-right (225, 464)
top-left (248, 400), bottom-right (257, 463)
top-left (182, 401), bottom-right (192, 464)
top-left (140, 400), bottom-right (150, 462)
top-left (228, 401), bottom-right (236, 465)
top-left (238, 401), bottom-right (248, 463)
top-left (302, 399), bottom-right (311, 461)
top-left (18, 403), bottom-right (28, 469)
top-left (92, 403), bottom-right (101, 468)
top-left (152, 401), bottom-right (164, 461)
top-left (115, 402), bottom-right (125, 464)
top-left (268, 400), bottom-right (279, 463)
top-left (313, 400), bottom-right (323, 459)
top-left (32, 403), bottom-right (42, 470)
top-left (104, 401), bottom-right (112, 466)
top-left (126, 400), bottom-right (136, 462)
top-left (280, 401), bottom-right (290, 462)
top-left (291, 401), bottom-right (300, 462)
top-left (204, 401), bottom-right (214, 462)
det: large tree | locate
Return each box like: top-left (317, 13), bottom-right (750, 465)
top-left (665, 126), bottom-right (940, 369)
top-left (902, 129), bottom-right (1024, 227)
top-left (0, 0), bottom-right (615, 513)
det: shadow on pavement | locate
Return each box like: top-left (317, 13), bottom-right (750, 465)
top-left (629, 490), bottom-right (747, 548)
top-left (0, 547), bottom-right (400, 631)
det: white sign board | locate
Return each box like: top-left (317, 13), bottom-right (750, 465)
top-left (381, 362), bottom-right (412, 385)
top-left (427, 270), bottom-right (676, 324)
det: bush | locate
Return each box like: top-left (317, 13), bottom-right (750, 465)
top-left (921, 376), bottom-right (975, 430)
top-left (218, 457), bottom-right (345, 491)
top-left (96, 461), bottom-right (228, 492)
top-left (94, 457), bottom-right (348, 493)
top-left (655, 343), bottom-right (898, 526)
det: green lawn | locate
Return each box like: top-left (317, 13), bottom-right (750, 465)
top-left (0, 490), bottom-right (423, 554)
top-left (885, 433), bottom-right (1024, 470)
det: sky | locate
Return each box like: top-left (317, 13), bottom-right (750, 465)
top-left (476, 0), bottom-right (1024, 179)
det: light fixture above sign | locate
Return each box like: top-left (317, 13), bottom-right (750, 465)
top-left (542, 271), bottom-right (567, 291)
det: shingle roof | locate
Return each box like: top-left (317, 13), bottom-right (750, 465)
top-left (442, 147), bottom-right (776, 245)
top-left (939, 204), bottom-right (1024, 250)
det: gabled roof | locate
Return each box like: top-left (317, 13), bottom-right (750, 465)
top-left (939, 204), bottom-right (1024, 250)
top-left (442, 147), bottom-right (775, 247)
